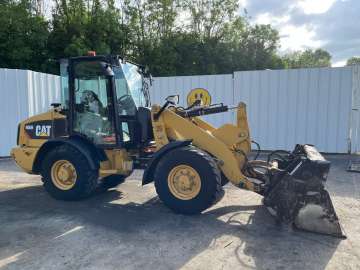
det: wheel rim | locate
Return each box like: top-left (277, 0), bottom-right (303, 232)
top-left (167, 165), bottom-right (201, 200)
top-left (51, 160), bottom-right (77, 190)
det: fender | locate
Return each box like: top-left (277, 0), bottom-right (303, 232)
top-left (142, 140), bottom-right (192, 185)
top-left (33, 136), bottom-right (106, 173)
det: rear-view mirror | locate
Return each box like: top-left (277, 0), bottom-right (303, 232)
top-left (166, 95), bottom-right (179, 105)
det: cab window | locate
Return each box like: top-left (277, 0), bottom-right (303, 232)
top-left (113, 66), bottom-right (137, 116)
top-left (73, 61), bottom-right (116, 145)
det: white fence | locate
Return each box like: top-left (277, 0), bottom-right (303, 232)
top-left (234, 67), bottom-right (353, 153)
top-left (0, 69), bottom-right (61, 156)
top-left (0, 66), bottom-right (359, 156)
top-left (352, 65), bottom-right (360, 153)
top-left (150, 74), bottom-right (235, 128)
top-left (151, 66), bottom-right (360, 153)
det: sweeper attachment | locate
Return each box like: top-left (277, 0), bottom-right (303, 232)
top-left (11, 53), bottom-right (345, 239)
top-left (248, 144), bottom-right (345, 238)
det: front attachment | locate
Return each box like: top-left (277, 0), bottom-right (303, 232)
top-left (262, 145), bottom-right (346, 238)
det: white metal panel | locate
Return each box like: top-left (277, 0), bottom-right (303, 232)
top-left (234, 67), bottom-right (353, 153)
top-left (351, 65), bottom-right (360, 153)
top-left (28, 71), bottom-right (61, 116)
top-left (0, 69), bottom-right (60, 156)
top-left (0, 69), bottom-right (29, 156)
top-left (149, 67), bottom-right (357, 153)
top-left (150, 74), bottom-right (234, 127)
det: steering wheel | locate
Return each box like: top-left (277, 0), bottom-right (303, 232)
top-left (117, 94), bottom-right (136, 114)
top-left (118, 94), bottom-right (131, 103)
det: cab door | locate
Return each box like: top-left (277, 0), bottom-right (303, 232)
top-left (69, 60), bottom-right (118, 147)
top-left (112, 65), bottom-right (140, 147)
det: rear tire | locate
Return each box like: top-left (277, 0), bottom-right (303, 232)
top-left (41, 144), bottom-right (98, 201)
top-left (154, 146), bottom-right (224, 214)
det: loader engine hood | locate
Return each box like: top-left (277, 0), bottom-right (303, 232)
top-left (17, 110), bottom-right (67, 146)
top-left (11, 109), bottom-right (67, 174)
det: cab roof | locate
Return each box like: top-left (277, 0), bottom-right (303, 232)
top-left (63, 54), bottom-right (143, 69)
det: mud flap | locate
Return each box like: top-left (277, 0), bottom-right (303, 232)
top-left (263, 144), bottom-right (346, 238)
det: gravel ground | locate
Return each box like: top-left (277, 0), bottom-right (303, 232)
top-left (0, 155), bottom-right (359, 270)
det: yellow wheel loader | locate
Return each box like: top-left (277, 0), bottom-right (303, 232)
top-left (11, 54), bottom-right (345, 238)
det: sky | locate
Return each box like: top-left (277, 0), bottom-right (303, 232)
top-left (240, 0), bottom-right (360, 66)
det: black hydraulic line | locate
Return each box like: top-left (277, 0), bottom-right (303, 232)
top-left (176, 104), bottom-right (228, 118)
top-left (154, 101), bottom-right (170, 120)
top-left (251, 140), bottom-right (261, 160)
top-left (267, 150), bottom-right (292, 163)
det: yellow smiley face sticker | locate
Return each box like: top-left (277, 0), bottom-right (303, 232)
top-left (187, 88), bottom-right (212, 106)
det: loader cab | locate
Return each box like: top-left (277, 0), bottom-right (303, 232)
top-left (60, 54), bottom-right (153, 149)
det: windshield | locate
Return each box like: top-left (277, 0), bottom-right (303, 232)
top-left (114, 62), bottom-right (149, 116)
top-left (121, 63), bottom-right (147, 107)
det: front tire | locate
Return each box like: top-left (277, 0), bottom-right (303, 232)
top-left (154, 146), bottom-right (223, 214)
top-left (41, 144), bottom-right (98, 201)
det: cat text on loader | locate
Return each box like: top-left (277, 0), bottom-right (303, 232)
top-left (11, 53), bottom-right (345, 238)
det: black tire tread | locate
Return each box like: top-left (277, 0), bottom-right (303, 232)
top-left (41, 144), bottom-right (98, 201)
top-left (154, 146), bottom-right (224, 214)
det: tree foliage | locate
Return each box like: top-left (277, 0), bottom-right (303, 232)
top-left (0, 0), bottom-right (49, 71)
top-left (0, 0), bottom-right (335, 76)
top-left (45, 0), bottom-right (126, 73)
top-left (346, 57), bottom-right (360, 66)
top-left (282, 49), bottom-right (332, 69)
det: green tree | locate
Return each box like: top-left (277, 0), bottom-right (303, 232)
top-left (232, 23), bottom-right (283, 71)
top-left (123, 0), bottom-right (179, 71)
top-left (346, 57), bottom-right (360, 66)
top-left (282, 49), bottom-right (332, 69)
top-left (182, 0), bottom-right (239, 40)
top-left (47, 0), bottom-right (88, 61)
top-left (47, 0), bottom-right (127, 73)
top-left (85, 0), bottom-right (127, 54)
top-left (0, 0), bottom-right (49, 72)
top-left (0, 0), bottom-right (326, 76)
top-left (132, 0), bottom-right (284, 76)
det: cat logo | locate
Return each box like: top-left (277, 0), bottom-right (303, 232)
top-left (35, 125), bottom-right (52, 137)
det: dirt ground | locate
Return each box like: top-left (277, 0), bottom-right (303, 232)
top-left (0, 155), bottom-right (360, 270)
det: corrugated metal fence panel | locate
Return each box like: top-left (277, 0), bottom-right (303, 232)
top-left (28, 71), bottom-right (61, 116)
top-left (151, 74), bottom-right (234, 127)
top-left (0, 69), bottom-right (60, 156)
top-left (352, 65), bottom-right (360, 153)
top-left (234, 67), bottom-right (353, 153)
top-left (0, 69), bottom-right (29, 156)
top-left (150, 67), bottom-right (355, 153)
